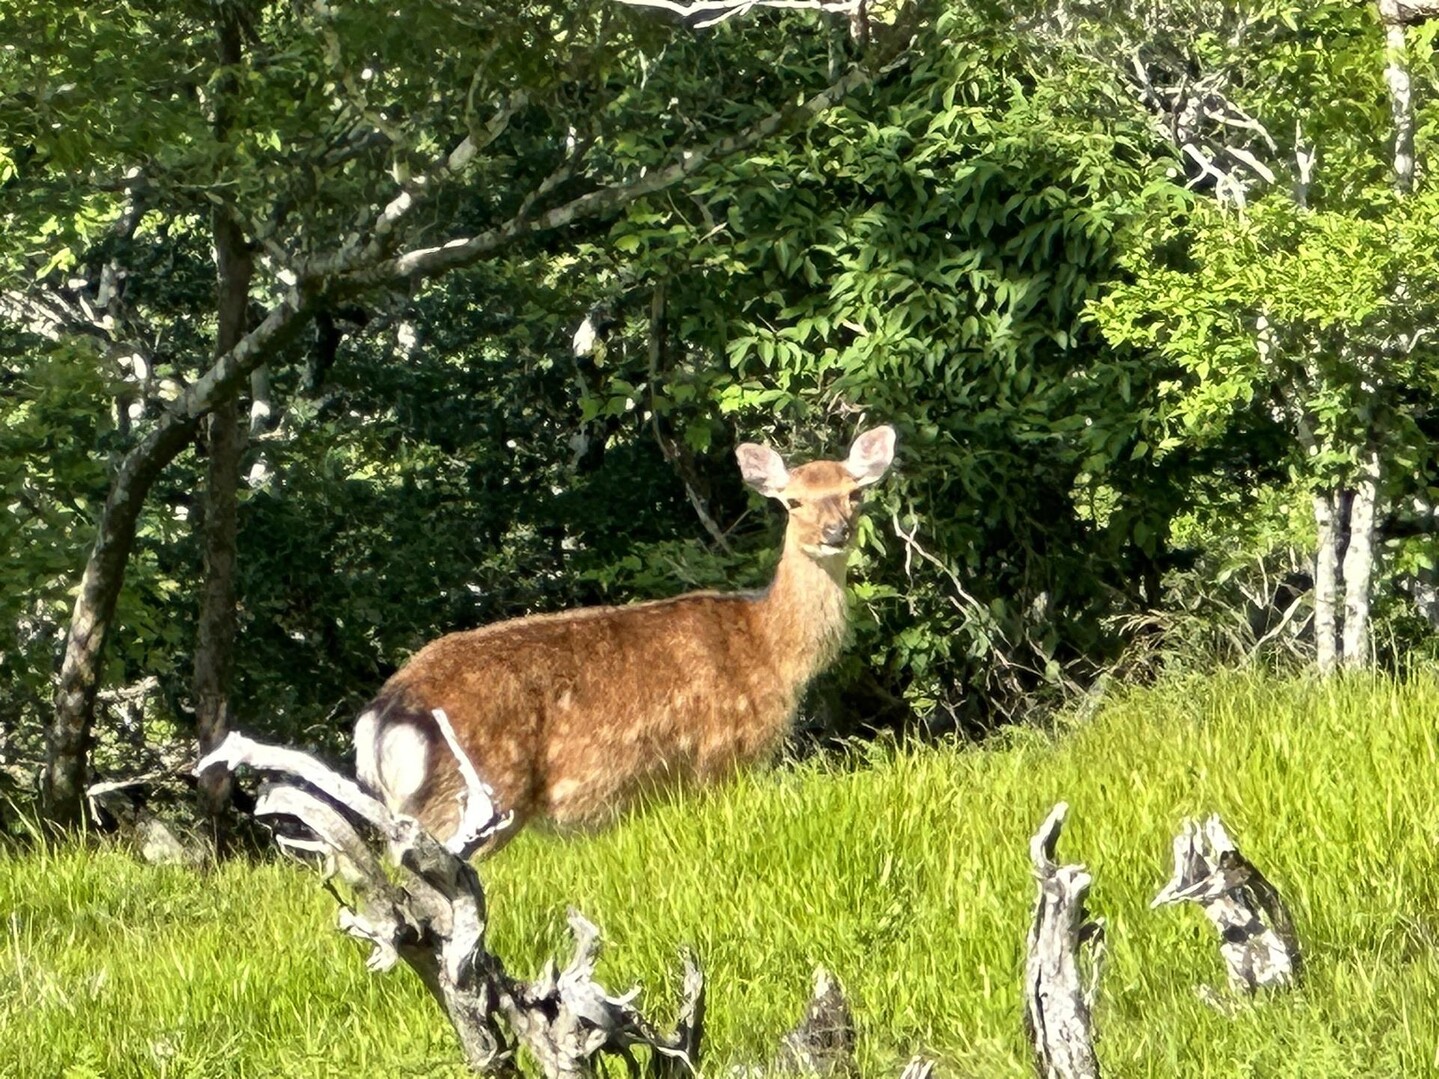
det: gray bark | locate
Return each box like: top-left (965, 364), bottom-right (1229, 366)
top-left (44, 417), bottom-right (203, 828)
top-left (1152, 816), bottom-right (1301, 993)
top-left (772, 968), bottom-right (857, 1077)
top-left (1379, 4), bottom-right (1416, 195)
top-left (249, 367), bottom-right (273, 436)
top-left (192, 396), bottom-right (245, 834)
top-left (897, 1059), bottom-right (935, 1079)
top-left (1024, 803), bottom-right (1103, 1079)
top-left (247, 365), bottom-right (275, 486)
top-left (1404, 498), bottom-right (1439, 625)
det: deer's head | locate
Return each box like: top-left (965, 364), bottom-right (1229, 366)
top-left (736, 425), bottom-right (896, 561)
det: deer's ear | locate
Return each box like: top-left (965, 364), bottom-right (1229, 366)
top-left (845, 425), bottom-right (896, 487)
top-left (736, 443), bottom-right (791, 498)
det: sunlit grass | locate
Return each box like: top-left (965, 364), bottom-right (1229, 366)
top-left (3, 670), bottom-right (1438, 1076)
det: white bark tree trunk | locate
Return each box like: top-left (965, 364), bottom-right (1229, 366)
top-left (246, 365), bottom-right (274, 487)
top-left (1313, 491), bottom-right (1340, 674)
top-left (1379, 0), bottom-right (1418, 196)
top-left (1340, 450), bottom-right (1382, 668)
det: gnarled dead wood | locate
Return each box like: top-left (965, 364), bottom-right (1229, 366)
top-left (730, 967), bottom-right (935, 1078)
top-left (1152, 815), bottom-right (1301, 993)
top-left (775, 966), bottom-right (858, 1077)
top-left (897, 1057), bottom-right (935, 1079)
top-left (1024, 803), bottom-right (1104, 1079)
top-left (198, 717), bottom-right (704, 1077)
top-left (727, 966), bottom-right (855, 1077)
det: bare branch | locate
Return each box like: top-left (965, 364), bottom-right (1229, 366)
top-left (343, 55), bottom-right (902, 288)
top-left (615, 0), bottom-right (857, 30)
top-left (199, 731), bottom-right (391, 830)
top-left (204, 729), bottom-right (708, 1076)
top-left (430, 707), bottom-right (516, 859)
top-left (305, 90), bottom-right (531, 279)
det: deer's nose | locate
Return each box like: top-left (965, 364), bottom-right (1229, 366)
top-left (822, 520), bottom-right (852, 547)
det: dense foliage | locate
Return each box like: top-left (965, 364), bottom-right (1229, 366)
top-left (3, 0), bottom-right (1439, 804)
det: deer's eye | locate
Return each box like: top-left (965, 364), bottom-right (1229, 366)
top-left (847, 490), bottom-right (863, 505)
top-left (786, 498), bottom-right (803, 510)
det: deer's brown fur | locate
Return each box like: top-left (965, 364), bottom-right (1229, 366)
top-left (353, 426), bottom-right (895, 852)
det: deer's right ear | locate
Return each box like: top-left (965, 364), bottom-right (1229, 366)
top-left (736, 443), bottom-right (791, 498)
top-left (845, 424), bottom-right (896, 486)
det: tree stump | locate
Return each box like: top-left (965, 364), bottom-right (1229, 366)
top-left (774, 966), bottom-right (858, 1077)
top-left (1151, 814), bottom-right (1302, 992)
top-left (1023, 802), bottom-right (1104, 1079)
top-left (199, 712), bottom-right (704, 1077)
top-left (729, 967), bottom-right (935, 1078)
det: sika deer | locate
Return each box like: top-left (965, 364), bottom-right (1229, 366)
top-left (353, 425), bottom-right (896, 852)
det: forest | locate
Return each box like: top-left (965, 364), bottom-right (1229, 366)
top-left (3, 0), bottom-right (1439, 1074)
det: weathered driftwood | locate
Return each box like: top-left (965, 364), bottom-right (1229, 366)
top-left (199, 711), bottom-right (704, 1078)
top-left (897, 1057), bottom-right (935, 1079)
top-left (85, 773), bottom-right (211, 867)
top-left (774, 966), bottom-right (858, 1077)
top-left (1151, 815), bottom-right (1302, 993)
top-left (1024, 803), bottom-right (1104, 1079)
top-left (727, 966), bottom-right (855, 1078)
top-left (729, 967), bottom-right (933, 1078)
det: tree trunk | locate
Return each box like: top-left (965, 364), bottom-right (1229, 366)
top-left (191, 352), bottom-right (248, 841)
top-left (1340, 450), bottom-right (1381, 668)
top-left (249, 367), bottom-right (272, 435)
top-left (44, 422), bottom-right (201, 828)
top-left (1313, 491), bottom-right (1340, 674)
top-left (191, 9), bottom-right (254, 844)
top-left (1380, 0), bottom-right (1416, 196)
top-left (42, 292), bottom-right (311, 830)
top-left (37, 36), bottom-right (881, 831)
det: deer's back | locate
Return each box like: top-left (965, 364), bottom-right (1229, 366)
top-left (366, 589), bottom-right (795, 837)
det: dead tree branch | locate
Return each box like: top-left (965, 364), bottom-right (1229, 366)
top-left (1024, 803), bottom-right (1104, 1079)
top-left (1152, 815), bottom-right (1302, 993)
top-left (615, 0), bottom-right (858, 31)
top-left (198, 721), bottom-right (704, 1077)
top-left (774, 967), bottom-right (858, 1077)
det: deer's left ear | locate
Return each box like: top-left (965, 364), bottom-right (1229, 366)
top-left (845, 425), bottom-right (896, 487)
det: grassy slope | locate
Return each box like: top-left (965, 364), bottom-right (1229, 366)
top-left (3, 671), bottom-right (1438, 1077)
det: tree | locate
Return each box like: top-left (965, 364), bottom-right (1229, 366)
top-left (1071, 0), bottom-right (1439, 670)
top-left (567, 4), bottom-right (1179, 726)
top-left (1, 0), bottom-right (911, 828)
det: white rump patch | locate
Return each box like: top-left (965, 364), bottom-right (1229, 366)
top-left (353, 709), bottom-right (382, 793)
top-left (357, 709), bottom-right (429, 810)
top-left (376, 723), bottom-right (431, 807)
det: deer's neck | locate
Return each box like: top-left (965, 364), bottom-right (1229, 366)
top-left (755, 532), bottom-right (851, 689)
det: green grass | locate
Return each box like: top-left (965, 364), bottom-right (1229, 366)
top-left (4, 670), bottom-right (1439, 1077)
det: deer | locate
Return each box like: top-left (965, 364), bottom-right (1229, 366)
top-left (353, 424), bottom-right (896, 854)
